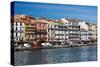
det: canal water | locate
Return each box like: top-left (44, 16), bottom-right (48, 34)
top-left (14, 46), bottom-right (97, 65)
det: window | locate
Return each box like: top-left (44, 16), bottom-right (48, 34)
top-left (18, 33), bottom-right (20, 37)
top-left (41, 35), bottom-right (43, 38)
top-left (14, 26), bottom-right (16, 31)
top-left (45, 35), bottom-right (47, 38)
top-left (16, 27), bottom-right (17, 31)
top-left (18, 22), bottom-right (20, 27)
top-left (43, 24), bottom-right (45, 28)
top-left (16, 33), bottom-right (17, 37)
top-left (17, 26), bottom-right (20, 31)
top-left (16, 22), bottom-right (18, 26)
top-left (37, 35), bottom-right (40, 38)
top-left (20, 22), bottom-right (22, 26)
top-left (20, 27), bottom-right (24, 31)
top-left (14, 32), bottom-right (16, 38)
top-left (49, 25), bottom-right (51, 28)
top-left (22, 23), bottom-right (24, 26)
top-left (14, 22), bottom-right (16, 27)
top-left (30, 35), bottom-right (33, 39)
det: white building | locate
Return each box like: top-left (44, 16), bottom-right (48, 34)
top-left (79, 21), bottom-right (89, 43)
top-left (79, 21), bottom-right (88, 31)
top-left (13, 21), bottom-right (24, 42)
top-left (54, 24), bottom-right (68, 44)
top-left (48, 21), bottom-right (56, 42)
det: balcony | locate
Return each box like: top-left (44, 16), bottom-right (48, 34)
top-left (36, 30), bottom-right (47, 34)
top-left (25, 38), bottom-right (35, 41)
top-left (55, 32), bottom-right (65, 34)
top-left (25, 32), bottom-right (35, 34)
top-left (67, 23), bottom-right (79, 26)
top-left (69, 38), bottom-right (80, 41)
top-left (68, 31), bottom-right (80, 34)
top-left (14, 30), bottom-right (24, 33)
top-left (25, 29), bottom-right (35, 32)
top-left (68, 28), bottom-right (80, 31)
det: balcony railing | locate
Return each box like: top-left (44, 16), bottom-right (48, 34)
top-left (69, 35), bottom-right (80, 38)
top-left (25, 31), bottom-right (35, 34)
top-left (13, 30), bottom-right (24, 33)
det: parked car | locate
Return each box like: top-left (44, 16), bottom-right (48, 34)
top-left (24, 43), bottom-right (31, 48)
top-left (41, 43), bottom-right (53, 47)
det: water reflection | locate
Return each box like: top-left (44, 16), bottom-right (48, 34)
top-left (15, 46), bottom-right (97, 65)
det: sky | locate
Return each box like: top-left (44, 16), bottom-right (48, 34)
top-left (12, 1), bottom-right (97, 24)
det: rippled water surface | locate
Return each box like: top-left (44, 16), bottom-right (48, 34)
top-left (15, 46), bottom-right (97, 65)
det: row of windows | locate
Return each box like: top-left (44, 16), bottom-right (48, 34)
top-left (81, 36), bottom-right (89, 40)
top-left (14, 22), bottom-right (24, 26)
top-left (68, 31), bottom-right (80, 33)
top-left (55, 36), bottom-right (68, 38)
top-left (13, 32), bottom-right (23, 38)
top-left (14, 26), bottom-right (24, 31)
top-left (49, 23), bottom-right (79, 27)
top-left (25, 35), bottom-right (35, 39)
top-left (55, 31), bottom-right (68, 34)
top-left (49, 25), bottom-right (67, 28)
top-left (36, 35), bottom-right (47, 38)
top-left (69, 38), bottom-right (80, 40)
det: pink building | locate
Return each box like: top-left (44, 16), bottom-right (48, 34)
top-left (34, 19), bottom-right (48, 44)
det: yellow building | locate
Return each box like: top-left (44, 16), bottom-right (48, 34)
top-left (23, 18), bottom-right (36, 43)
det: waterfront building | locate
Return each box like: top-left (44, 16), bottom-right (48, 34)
top-left (47, 19), bottom-right (69, 45)
top-left (54, 20), bottom-right (68, 45)
top-left (34, 19), bottom-right (49, 44)
top-left (12, 15), bottom-right (97, 47)
top-left (64, 18), bottom-right (81, 44)
top-left (24, 19), bottom-right (35, 43)
top-left (11, 15), bottom-right (25, 47)
top-left (13, 21), bottom-right (24, 42)
top-left (47, 20), bottom-right (56, 43)
top-left (88, 24), bottom-right (97, 43)
top-left (79, 21), bottom-right (89, 44)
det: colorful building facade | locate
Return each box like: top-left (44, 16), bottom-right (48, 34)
top-left (11, 15), bottom-right (97, 47)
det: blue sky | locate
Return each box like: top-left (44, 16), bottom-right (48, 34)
top-left (12, 1), bottom-right (97, 24)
